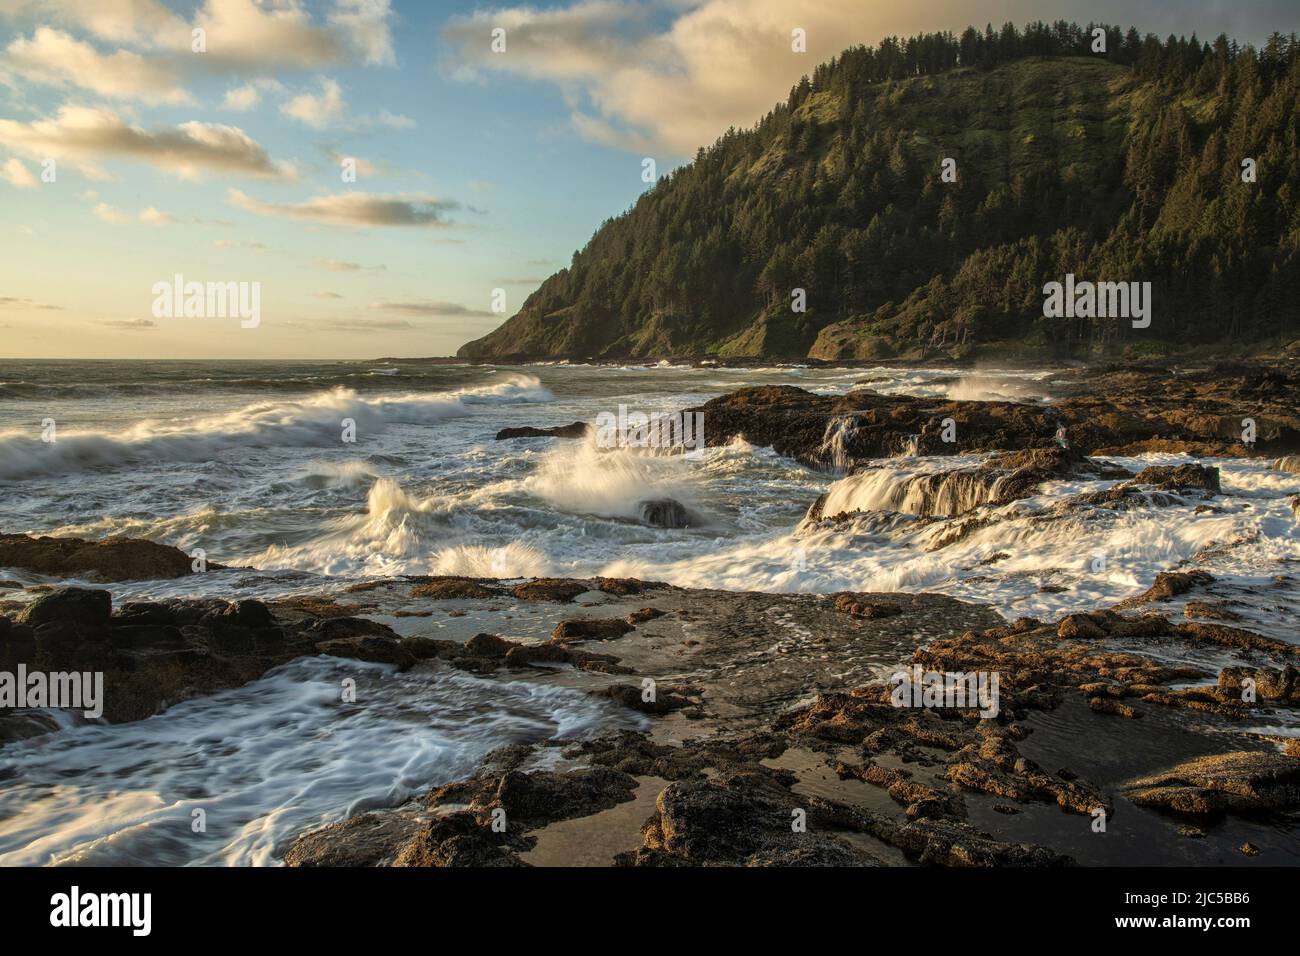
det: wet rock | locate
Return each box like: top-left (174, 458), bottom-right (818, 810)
top-left (495, 422), bottom-right (588, 440)
top-left (595, 682), bottom-right (697, 715)
top-left (1089, 697), bottom-right (1140, 718)
top-left (628, 777), bottom-right (880, 866)
top-left (16, 587), bottom-right (112, 629)
top-left (0, 533), bottom-right (214, 581)
top-left (1273, 456), bottom-right (1300, 473)
top-left (551, 618), bottom-right (634, 642)
top-left (109, 624), bottom-right (187, 649)
top-left (1057, 613), bottom-right (1106, 639)
top-left (392, 812), bottom-right (529, 867)
top-left (683, 386), bottom-right (1062, 469)
top-left (1124, 751), bottom-right (1300, 816)
top-left (626, 607), bottom-right (665, 625)
top-left (1184, 600), bottom-right (1243, 622)
top-left (1218, 666), bottom-right (1298, 702)
top-left (315, 634), bottom-right (414, 668)
top-left (833, 594), bottom-right (903, 619)
top-left (638, 498), bottom-right (697, 528)
top-left (0, 709), bottom-right (63, 745)
top-left (410, 577), bottom-right (495, 600)
top-left (284, 812), bottom-right (426, 867)
top-left (880, 816), bottom-right (1072, 867)
top-left (589, 576), bottom-right (667, 596)
top-left (493, 766), bottom-right (639, 826)
top-left (464, 632), bottom-right (516, 658)
top-left (1174, 622), bottom-right (1299, 657)
top-left (204, 599), bottom-right (275, 630)
top-left (1133, 463), bottom-right (1220, 493)
top-left (1119, 570), bottom-right (1215, 606)
top-left (511, 579), bottom-right (589, 602)
top-left (686, 365), bottom-right (1300, 469)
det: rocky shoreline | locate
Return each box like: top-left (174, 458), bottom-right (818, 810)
top-left (686, 363), bottom-right (1300, 469)
top-left (3, 554), bottom-right (1297, 865)
top-left (3, 364), bottom-right (1298, 866)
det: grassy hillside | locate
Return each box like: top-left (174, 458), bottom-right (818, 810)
top-left (460, 24), bottom-right (1300, 361)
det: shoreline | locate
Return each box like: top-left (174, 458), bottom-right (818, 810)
top-left (3, 363), bottom-right (1298, 866)
top-left (3, 557), bottom-right (1298, 866)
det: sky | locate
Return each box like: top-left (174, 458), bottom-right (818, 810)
top-left (0, 0), bottom-right (1294, 359)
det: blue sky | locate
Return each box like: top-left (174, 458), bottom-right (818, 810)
top-left (0, 0), bottom-right (1294, 359)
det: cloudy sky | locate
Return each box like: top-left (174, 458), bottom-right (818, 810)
top-left (0, 0), bottom-right (1293, 359)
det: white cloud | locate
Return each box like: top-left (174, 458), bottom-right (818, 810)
top-left (328, 0), bottom-right (396, 67)
top-left (1, 157), bottom-right (38, 188)
top-left (282, 77), bottom-right (346, 128)
top-left (229, 189), bottom-right (463, 227)
top-left (93, 201), bottom-right (131, 223)
top-left (221, 84), bottom-right (261, 111)
top-left (1, 0), bottom-right (396, 72)
top-left (376, 109), bottom-right (414, 129)
top-left (0, 106), bottom-right (292, 180)
top-left (0, 27), bottom-right (192, 105)
top-left (441, 0), bottom-right (1023, 155)
top-left (139, 205), bottom-right (176, 225)
top-left (2, 0), bottom-right (190, 48)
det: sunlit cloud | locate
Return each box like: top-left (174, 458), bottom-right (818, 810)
top-left (0, 26), bottom-right (192, 105)
top-left (282, 77), bottom-right (346, 128)
top-left (0, 106), bottom-right (294, 180)
top-left (229, 189), bottom-right (464, 227)
top-left (369, 299), bottom-right (494, 317)
top-left (0, 156), bottom-right (39, 188)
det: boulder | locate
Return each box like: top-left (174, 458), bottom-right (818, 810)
top-left (16, 587), bottom-right (112, 629)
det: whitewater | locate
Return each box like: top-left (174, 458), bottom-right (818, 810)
top-left (1, 359), bottom-right (1297, 864)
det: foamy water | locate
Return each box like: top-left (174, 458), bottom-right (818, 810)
top-left (0, 656), bottom-right (646, 866)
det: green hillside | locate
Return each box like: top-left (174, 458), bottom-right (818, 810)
top-left (459, 23), bottom-right (1300, 361)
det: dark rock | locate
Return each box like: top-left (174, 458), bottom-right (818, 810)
top-left (1133, 463), bottom-right (1221, 493)
top-left (316, 634), bottom-right (413, 668)
top-left (833, 594), bottom-right (902, 619)
top-left (392, 812), bottom-right (528, 867)
top-left (109, 624), bottom-right (187, 649)
top-left (0, 533), bottom-right (210, 581)
top-left (551, 618), bottom-right (633, 642)
top-left (205, 599), bottom-right (274, 629)
top-left (16, 587), bottom-right (112, 629)
top-left (493, 766), bottom-right (638, 826)
top-left (113, 602), bottom-right (178, 627)
top-left (638, 498), bottom-right (697, 528)
top-left (464, 632), bottom-right (516, 657)
top-left (630, 777), bottom-right (879, 866)
top-left (1119, 570), bottom-right (1215, 606)
top-left (511, 579), bottom-right (589, 602)
top-left (495, 422), bottom-right (588, 440)
top-left (410, 578), bottom-right (495, 600)
top-left (1124, 752), bottom-right (1300, 816)
top-left (284, 812), bottom-right (425, 867)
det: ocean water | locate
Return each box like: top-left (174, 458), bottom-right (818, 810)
top-left (1, 359), bottom-right (1297, 864)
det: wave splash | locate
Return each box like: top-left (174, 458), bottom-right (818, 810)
top-left (0, 374), bottom-right (552, 481)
